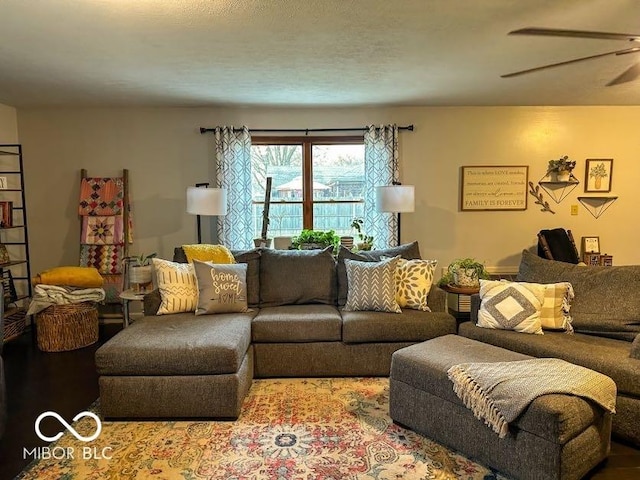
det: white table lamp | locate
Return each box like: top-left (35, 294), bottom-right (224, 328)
top-left (376, 184), bottom-right (415, 245)
top-left (186, 184), bottom-right (227, 243)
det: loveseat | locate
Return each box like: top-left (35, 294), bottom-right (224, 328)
top-left (458, 249), bottom-right (640, 447)
top-left (95, 242), bottom-right (458, 418)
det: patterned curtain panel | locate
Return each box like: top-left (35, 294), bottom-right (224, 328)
top-left (214, 126), bottom-right (253, 249)
top-left (364, 124), bottom-right (399, 248)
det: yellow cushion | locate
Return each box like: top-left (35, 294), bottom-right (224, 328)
top-left (182, 244), bottom-right (235, 264)
top-left (33, 266), bottom-right (104, 288)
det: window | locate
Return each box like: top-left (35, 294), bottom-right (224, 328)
top-left (251, 136), bottom-right (364, 237)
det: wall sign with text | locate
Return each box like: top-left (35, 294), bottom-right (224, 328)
top-left (460, 166), bottom-right (529, 211)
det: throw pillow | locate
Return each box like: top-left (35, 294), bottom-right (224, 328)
top-left (181, 244), bottom-right (236, 264)
top-left (336, 241), bottom-right (421, 306)
top-left (344, 256), bottom-right (401, 313)
top-left (539, 281), bottom-right (574, 332)
top-left (477, 279), bottom-right (544, 334)
top-left (382, 256), bottom-right (438, 311)
top-left (193, 260), bottom-right (249, 315)
top-left (152, 258), bottom-right (198, 315)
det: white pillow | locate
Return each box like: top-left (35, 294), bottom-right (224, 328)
top-left (152, 258), bottom-right (198, 315)
top-left (477, 279), bottom-right (544, 334)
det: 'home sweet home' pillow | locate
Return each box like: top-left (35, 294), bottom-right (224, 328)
top-left (477, 279), bottom-right (544, 334)
top-left (193, 260), bottom-right (249, 315)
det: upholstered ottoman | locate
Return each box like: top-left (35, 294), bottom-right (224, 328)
top-left (95, 312), bottom-right (254, 419)
top-left (389, 335), bottom-right (612, 480)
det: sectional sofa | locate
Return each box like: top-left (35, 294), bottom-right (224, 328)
top-left (95, 242), bottom-right (458, 418)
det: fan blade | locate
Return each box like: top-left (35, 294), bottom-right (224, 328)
top-left (607, 63), bottom-right (640, 86)
top-left (509, 27), bottom-right (640, 42)
top-left (501, 47), bottom-right (640, 78)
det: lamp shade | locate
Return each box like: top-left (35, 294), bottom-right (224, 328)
top-left (376, 185), bottom-right (415, 213)
top-left (186, 187), bottom-right (227, 216)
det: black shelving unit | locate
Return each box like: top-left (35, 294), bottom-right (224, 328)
top-left (0, 144), bottom-right (31, 341)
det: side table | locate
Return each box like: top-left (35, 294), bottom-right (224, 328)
top-left (119, 289), bottom-right (146, 328)
top-left (439, 284), bottom-right (480, 324)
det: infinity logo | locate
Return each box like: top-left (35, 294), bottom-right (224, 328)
top-left (35, 411), bottom-right (102, 442)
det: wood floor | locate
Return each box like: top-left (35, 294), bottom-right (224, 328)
top-left (0, 324), bottom-right (638, 480)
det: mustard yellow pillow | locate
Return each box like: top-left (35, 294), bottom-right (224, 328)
top-left (181, 244), bottom-right (235, 264)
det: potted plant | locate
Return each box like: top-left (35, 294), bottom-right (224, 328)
top-left (351, 218), bottom-right (374, 251)
top-left (437, 257), bottom-right (490, 288)
top-left (129, 252), bottom-right (157, 292)
top-left (547, 155), bottom-right (576, 182)
top-left (291, 229), bottom-right (339, 251)
top-left (589, 162), bottom-right (609, 190)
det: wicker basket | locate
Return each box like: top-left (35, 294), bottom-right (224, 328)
top-left (36, 302), bottom-right (99, 352)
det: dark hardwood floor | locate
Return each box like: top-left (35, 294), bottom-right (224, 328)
top-left (0, 324), bottom-right (638, 480)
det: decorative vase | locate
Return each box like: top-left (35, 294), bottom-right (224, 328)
top-left (594, 176), bottom-right (602, 189)
top-left (253, 238), bottom-right (273, 248)
top-left (340, 236), bottom-right (354, 249)
top-left (556, 170), bottom-right (571, 182)
top-left (273, 236), bottom-right (292, 250)
top-left (130, 265), bottom-right (153, 292)
top-left (453, 268), bottom-right (479, 288)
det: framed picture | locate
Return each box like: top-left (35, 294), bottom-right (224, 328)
top-left (584, 159), bottom-right (613, 193)
top-left (583, 253), bottom-right (601, 266)
top-left (600, 254), bottom-right (613, 267)
top-left (581, 236), bottom-right (600, 254)
top-left (460, 165), bottom-right (529, 211)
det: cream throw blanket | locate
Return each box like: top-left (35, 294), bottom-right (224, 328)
top-left (27, 284), bottom-right (106, 315)
top-left (447, 358), bottom-right (617, 438)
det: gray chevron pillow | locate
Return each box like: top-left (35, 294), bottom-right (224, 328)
top-left (344, 256), bottom-right (401, 313)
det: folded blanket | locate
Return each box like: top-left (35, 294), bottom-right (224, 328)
top-left (33, 266), bottom-right (104, 288)
top-left (27, 284), bottom-right (106, 315)
top-left (447, 358), bottom-right (617, 438)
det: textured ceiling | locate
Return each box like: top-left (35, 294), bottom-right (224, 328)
top-left (1, 0), bottom-right (640, 108)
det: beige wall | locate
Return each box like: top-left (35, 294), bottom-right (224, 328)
top-left (0, 103), bottom-right (18, 143)
top-left (16, 106), bottom-right (640, 277)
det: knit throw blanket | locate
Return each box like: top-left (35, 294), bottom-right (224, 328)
top-left (447, 358), bottom-right (617, 438)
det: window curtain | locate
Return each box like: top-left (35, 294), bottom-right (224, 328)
top-left (363, 124), bottom-right (399, 248)
top-left (214, 126), bottom-right (253, 249)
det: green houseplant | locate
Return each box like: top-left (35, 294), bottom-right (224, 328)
top-left (351, 218), bottom-right (373, 251)
top-left (437, 257), bottom-right (490, 288)
top-left (291, 229), bottom-right (339, 251)
top-left (547, 155), bottom-right (576, 182)
top-left (129, 252), bottom-right (157, 292)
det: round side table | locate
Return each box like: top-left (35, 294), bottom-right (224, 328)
top-left (439, 284), bottom-right (480, 324)
top-left (119, 289), bottom-right (145, 327)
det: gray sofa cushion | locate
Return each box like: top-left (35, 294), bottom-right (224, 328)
top-left (337, 241), bottom-right (421, 306)
top-left (459, 321), bottom-right (640, 398)
top-left (95, 312), bottom-right (255, 376)
top-left (341, 308), bottom-right (456, 343)
top-left (517, 249), bottom-right (640, 340)
top-left (252, 305), bottom-right (342, 342)
top-left (631, 334), bottom-right (640, 360)
top-left (259, 247), bottom-right (337, 307)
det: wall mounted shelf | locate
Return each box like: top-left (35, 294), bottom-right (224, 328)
top-left (577, 196), bottom-right (618, 219)
top-left (538, 173), bottom-right (579, 204)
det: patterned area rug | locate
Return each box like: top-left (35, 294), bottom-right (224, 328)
top-left (17, 378), bottom-right (505, 479)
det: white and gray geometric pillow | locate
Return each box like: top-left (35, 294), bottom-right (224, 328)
top-left (477, 279), bottom-right (544, 334)
top-left (344, 256), bottom-right (401, 313)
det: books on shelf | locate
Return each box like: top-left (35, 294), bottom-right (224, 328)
top-left (0, 200), bottom-right (12, 227)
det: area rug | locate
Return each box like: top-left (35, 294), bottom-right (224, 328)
top-left (17, 378), bottom-right (505, 479)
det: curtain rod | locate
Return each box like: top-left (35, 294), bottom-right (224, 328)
top-left (199, 125), bottom-right (414, 134)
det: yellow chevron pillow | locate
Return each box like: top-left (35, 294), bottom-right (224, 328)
top-left (181, 244), bottom-right (235, 264)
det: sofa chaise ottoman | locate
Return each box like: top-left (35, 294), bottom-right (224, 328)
top-left (389, 335), bottom-right (612, 480)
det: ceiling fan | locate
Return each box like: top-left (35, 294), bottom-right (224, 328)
top-left (501, 27), bottom-right (640, 85)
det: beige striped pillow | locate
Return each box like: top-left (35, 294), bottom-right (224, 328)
top-left (152, 258), bottom-right (198, 315)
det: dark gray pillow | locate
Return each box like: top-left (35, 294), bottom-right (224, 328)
top-left (259, 247), bottom-right (337, 307)
top-left (143, 289), bottom-right (162, 316)
top-left (517, 249), bottom-right (640, 341)
top-left (336, 241), bottom-right (421, 306)
top-left (193, 260), bottom-right (249, 315)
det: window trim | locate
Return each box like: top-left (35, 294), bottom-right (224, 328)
top-left (251, 135), bottom-right (364, 229)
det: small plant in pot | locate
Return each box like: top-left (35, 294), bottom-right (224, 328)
top-left (547, 155), bottom-right (576, 182)
top-left (437, 257), bottom-right (490, 289)
top-left (291, 229), bottom-right (339, 251)
top-left (129, 252), bottom-right (157, 292)
top-left (351, 218), bottom-right (374, 251)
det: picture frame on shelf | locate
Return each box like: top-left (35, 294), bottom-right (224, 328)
top-left (581, 236), bottom-right (600, 254)
top-left (600, 254), bottom-right (613, 267)
top-left (584, 159), bottom-right (613, 193)
top-left (583, 252), bottom-right (601, 266)
top-left (0, 200), bottom-right (12, 227)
